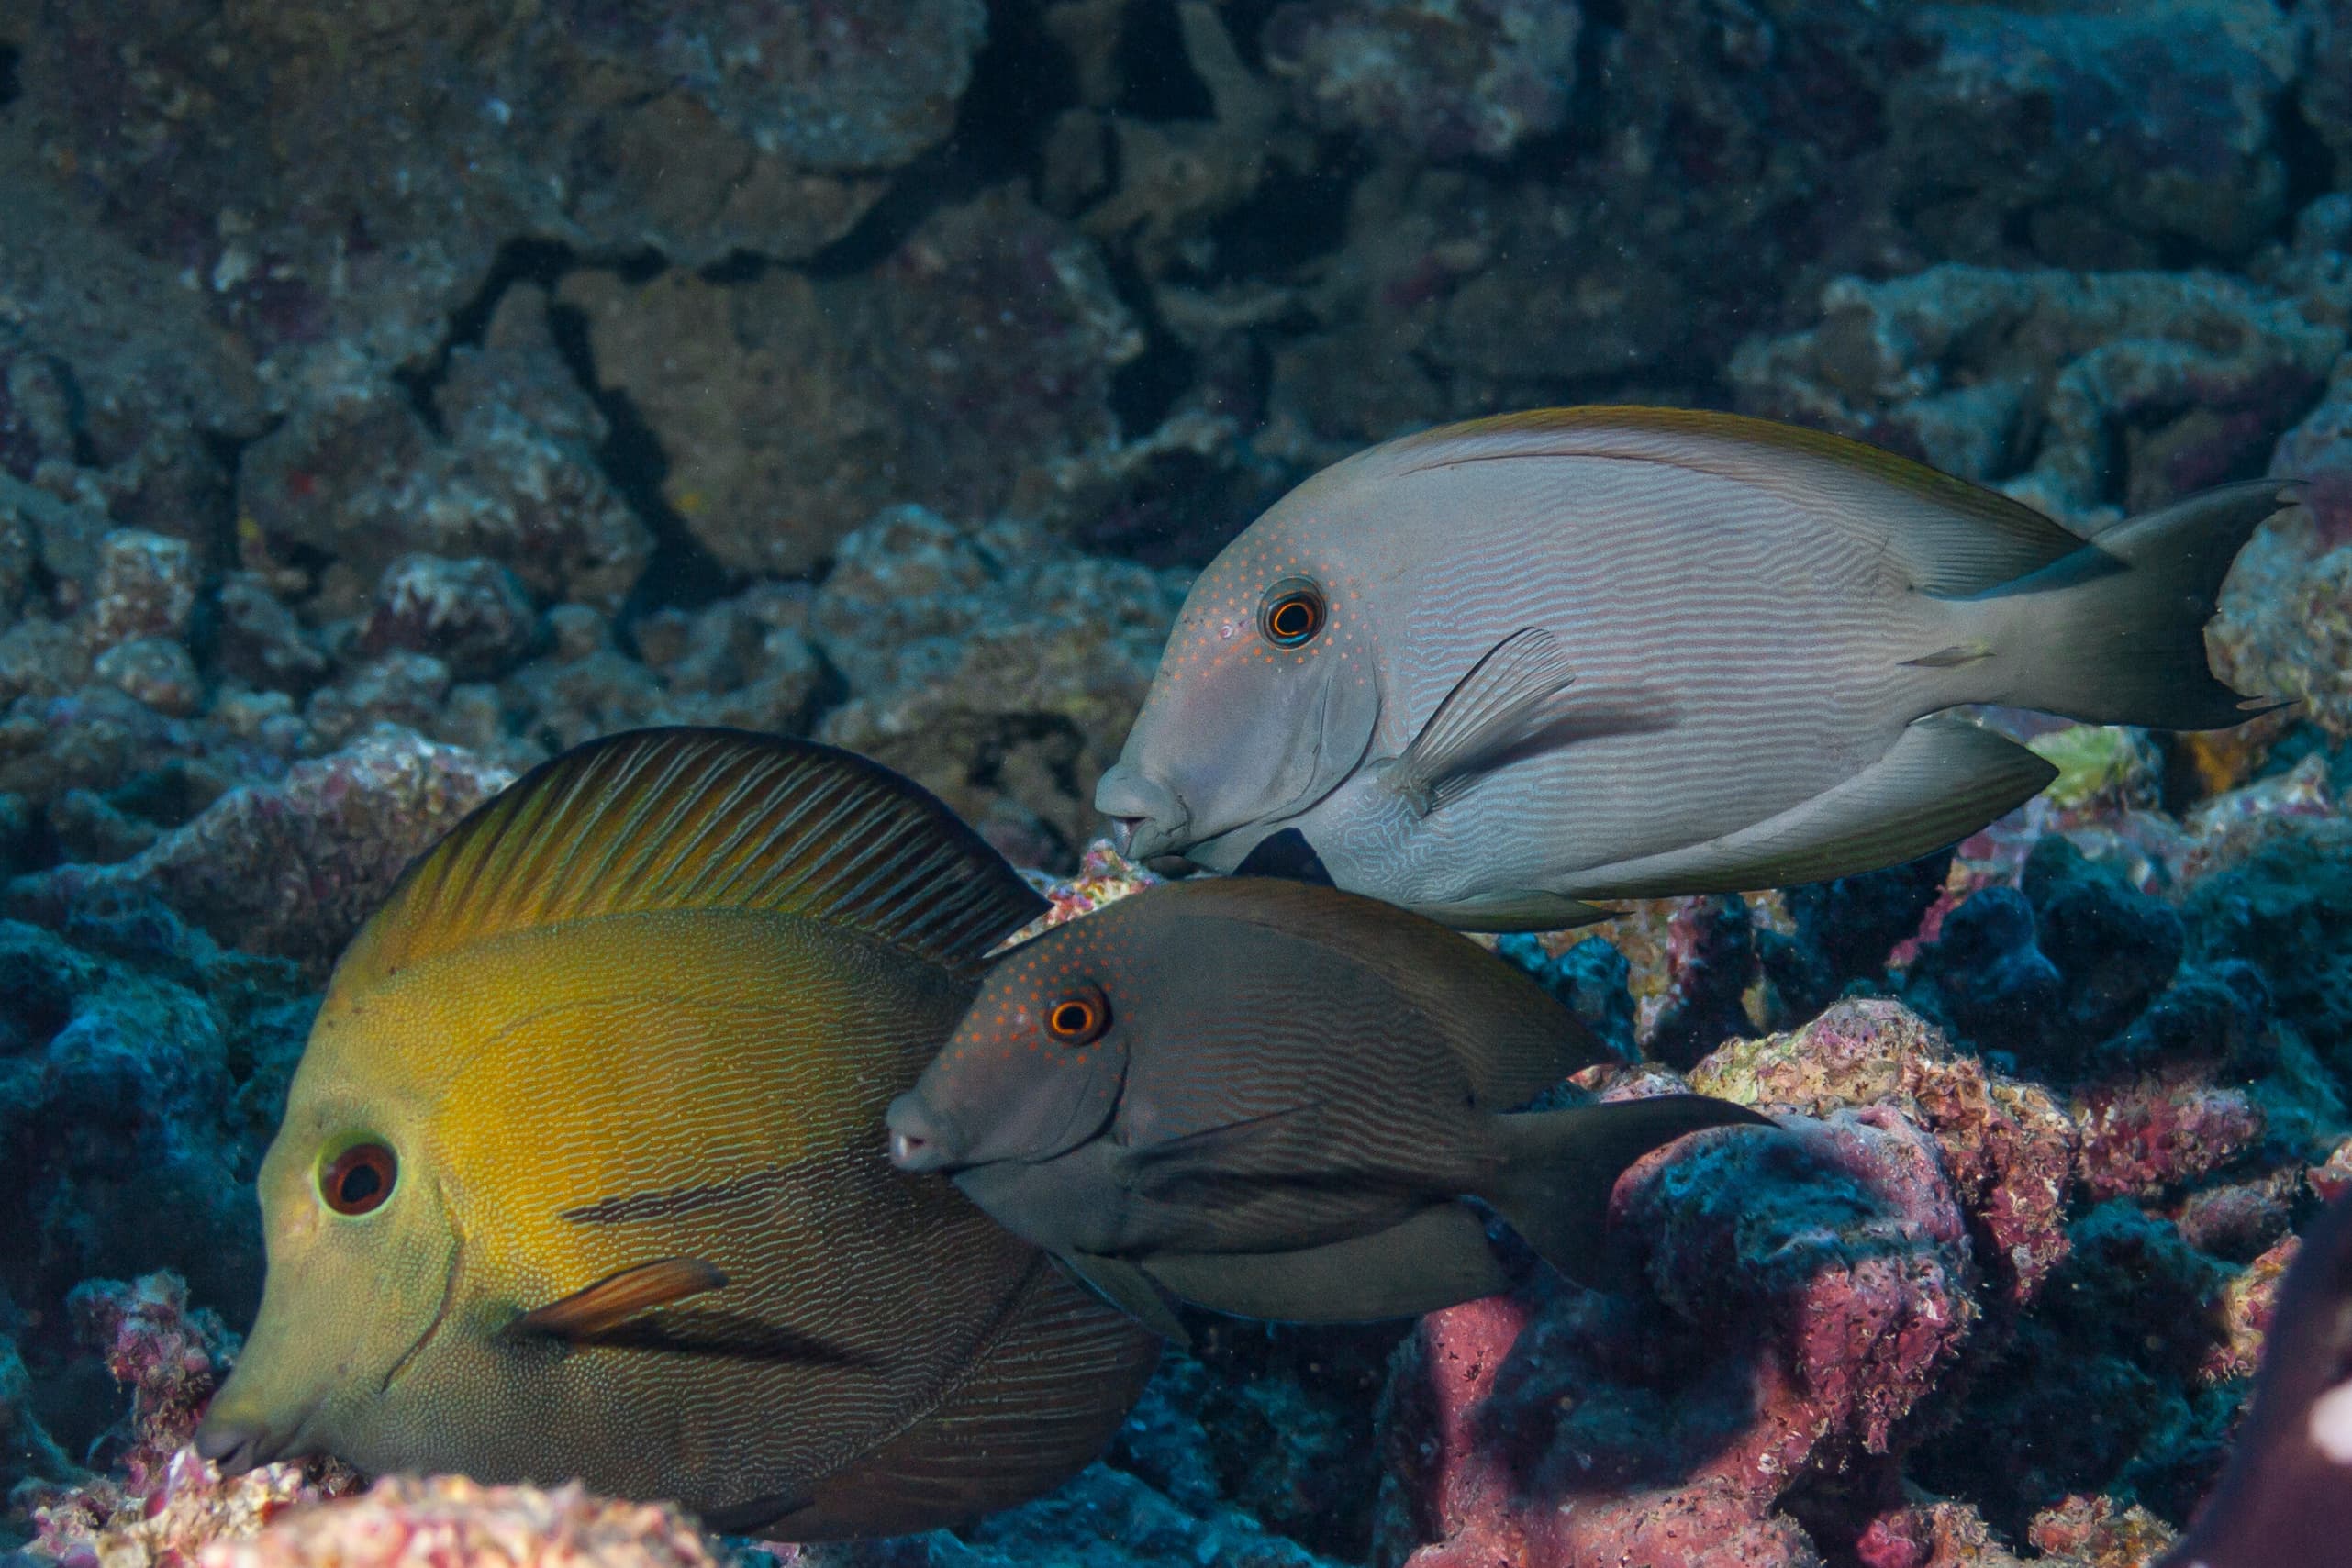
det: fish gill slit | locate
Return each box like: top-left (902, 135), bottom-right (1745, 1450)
top-left (377, 1235), bottom-right (464, 1397)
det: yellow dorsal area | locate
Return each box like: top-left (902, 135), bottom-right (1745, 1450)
top-left (330, 728), bottom-right (1047, 1006)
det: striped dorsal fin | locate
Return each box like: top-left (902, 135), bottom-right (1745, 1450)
top-left (332, 728), bottom-right (1046, 992)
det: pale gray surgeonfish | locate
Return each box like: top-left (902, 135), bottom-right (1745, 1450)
top-left (1096, 407), bottom-right (2292, 930)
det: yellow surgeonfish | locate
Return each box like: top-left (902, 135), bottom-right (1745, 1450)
top-left (194, 728), bottom-right (1158, 1538)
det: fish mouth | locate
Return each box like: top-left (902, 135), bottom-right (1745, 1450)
top-left (1096, 765), bottom-right (1189, 862)
top-left (194, 1386), bottom-right (325, 1477)
top-left (885, 1094), bottom-right (964, 1174)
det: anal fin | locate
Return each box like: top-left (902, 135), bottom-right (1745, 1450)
top-left (1143, 1203), bottom-right (1509, 1324)
top-left (1406, 889), bottom-right (1618, 933)
top-left (1562, 712), bottom-right (2057, 900)
top-left (768, 1253), bottom-right (1160, 1540)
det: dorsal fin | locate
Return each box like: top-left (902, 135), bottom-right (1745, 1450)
top-left (1129, 877), bottom-right (1609, 1100)
top-left (1354, 406), bottom-right (2089, 597)
top-left (332, 728), bottom-right (1047, 992)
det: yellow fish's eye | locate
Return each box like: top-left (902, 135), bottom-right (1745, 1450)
top-left (1043, 985), bottom-right (1110, 1048)
top-left (1258, 579), bottom-right (1326, 649)
top-left (319, 1140), bottom-right (398, 1217)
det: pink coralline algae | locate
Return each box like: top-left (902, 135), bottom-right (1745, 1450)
top-left (2199, 1230), bottom-right (2298, 1385)
top-left (1005, 840), bottom-right (1164, 947)
top-left (199, 1479), bottom-right (720, 1568)
top-left (2070, 1074), bottom-right (2268, 1205)
top-left (1379, 1050), bottom-right (1985, 1568)
top-left (24, 1274), bottom-right (358, 1568)
top-left (1689, 1001), bottom-right (2077, 1307)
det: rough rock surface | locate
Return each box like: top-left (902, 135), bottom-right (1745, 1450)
top-left (6, 726), bottom-right (514, 968)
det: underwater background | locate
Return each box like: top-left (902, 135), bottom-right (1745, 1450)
top-left (2, 1), bottom-right (2352, 1565)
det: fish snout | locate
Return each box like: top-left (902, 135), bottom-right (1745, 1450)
top-left (193, 1408), bottom-right (290, 1476)
top-left (1095, 764), bottom-right (1187, 861)
top-left (886, 1093), bottom-right (962, 1173)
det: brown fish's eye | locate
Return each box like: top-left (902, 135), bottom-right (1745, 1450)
top-left (320, 1142), bottom-right (397, 1216)
top-left (1043, 986), bottom-right (1110, 1047)
top-left (1259, 579), bottom-right (1326, 649)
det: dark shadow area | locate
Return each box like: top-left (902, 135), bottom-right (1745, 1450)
top-left (541, 295), bottom-right (736, 621)
top-left (393, 238), bottom-right (584, 434)
top-left (805, 0), bottom-right (1078, 278)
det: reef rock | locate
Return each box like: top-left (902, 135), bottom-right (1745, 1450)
top-left (1886, 1), bottom-right (2297, 266)
top-left (6, 725), bottom-right (514, 969)
top-left (809, 506), bottom-right (1188, 868)
top-left (1732, 265), bottom-right (2342, 525)
top-left (238, 289), bottom-right (651, 615)
top-left (1691, 1000), bottom-right (2077, 1307)
top-left (1262, 0), bottom-right (1581, 161)
top-left (6, 0), bottom-right (985, 387)
top-left (1378, 1096), bottom-right (1974, 1568)
top-left (2210, 354), bottom-right (2352, 736)
top-left (563, 189), bottom-right (1142, 577)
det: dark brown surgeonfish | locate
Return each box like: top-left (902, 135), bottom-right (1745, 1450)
top-left (884, 877), bottom-right (1769, 1343)
top-left (2159, 1187), bottom-right (2352, 1568)
top-left (192, 728), bottom-right (1158, 1539)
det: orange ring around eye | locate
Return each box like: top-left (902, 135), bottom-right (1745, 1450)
top-left (1042, 984), bottom-right (1111, 1046)
top-left (1259, 578), bottom-right (1327, 649)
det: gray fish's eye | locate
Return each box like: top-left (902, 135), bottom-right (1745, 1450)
top-left (1043, 984), bottom-right (1112, 1047)
top-left (1259, 578), bottom-right (1327, 649)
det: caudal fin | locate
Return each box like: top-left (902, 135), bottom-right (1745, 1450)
top-left (1483, 1095), bottom-right (1771, 1288)
top-left (1973, 479), bottom-right (2295, 730)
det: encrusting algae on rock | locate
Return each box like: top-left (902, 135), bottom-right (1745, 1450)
top-left (11, 1), bottom-right (2352, 1563)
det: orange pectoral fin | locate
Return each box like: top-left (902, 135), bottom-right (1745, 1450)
top-left (511, 1257), bottom-right (729, 1340)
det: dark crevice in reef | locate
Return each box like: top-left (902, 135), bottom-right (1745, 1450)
top-left (393, 238), bottom-right (584, 436)
top-left (806, 0), bottom-right (1078, 279)
top-left (0, 43), bottom-right (18, 113)
top-left (1105, 253), bottom-right (1199, 438)
top-left (1113, 1), bottom-right (1217, 121)
top-left (2276, 89), bottom-right (2341, 233)
top-left (541, 295), bottom-right (736, 624)
top-left (1199, 153), bottom-right (1362, 284)
top-left (1215, 0), bottom-right (1284, 75)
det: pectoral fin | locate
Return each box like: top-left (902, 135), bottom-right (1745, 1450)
top-left (1108, 1106), bottom-right (1334, 1198)
top-left (1379, 627), bottom-right (1578, 817)
top-left (1142, 1203), bottom-right (1510, 1324)
top-left (1054, 1251), bottom-right (1194, 1348)
top-left (509, 1257), bottom-right (728, 1340)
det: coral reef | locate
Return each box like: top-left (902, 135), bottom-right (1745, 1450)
top-left (204, 1480), bottom-right (719, 1568)
top-left (6, 0), bottom-right (2352, 1563)
top-left (15, 1272), bottom-right (359, 1568)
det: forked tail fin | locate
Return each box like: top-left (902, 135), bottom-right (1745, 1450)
top-left (1967, 480), bottom-right (2295, 730)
